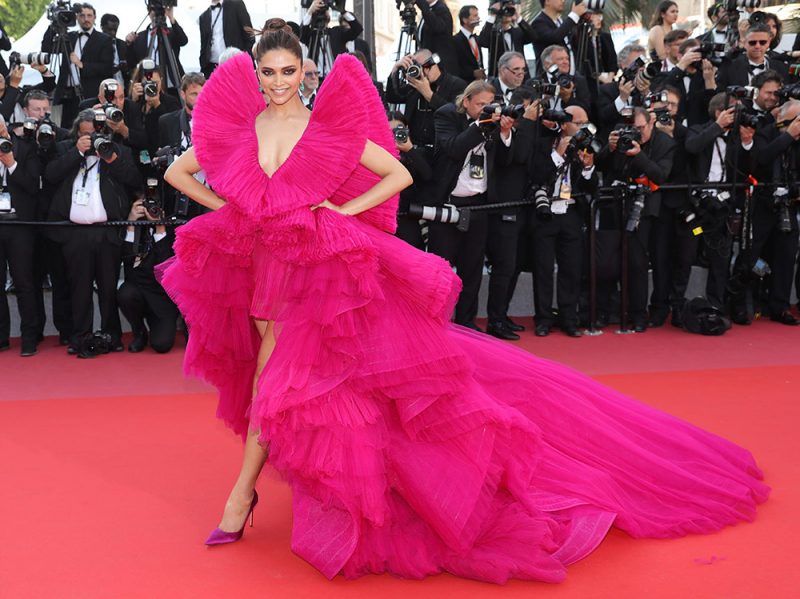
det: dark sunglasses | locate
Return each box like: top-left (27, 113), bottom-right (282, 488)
top-left (747, 39), bottom-right (769, 46)
top-left (304, 70), bottom-right (321, 77)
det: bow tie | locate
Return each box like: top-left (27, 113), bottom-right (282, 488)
top-left (748, 63), bottom-right (766, 73)
top-left (79, 31), bottom-right (90, 37)
top-left (210, 3), bottom-right (221, 9)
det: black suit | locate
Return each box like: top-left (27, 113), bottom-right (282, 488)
top-left (685, 121), bottom-right (755, 309)
top-left (42, 27), bottom-right (114, 108)
top-left (576, 30), bottom-right (617, 95)
top-left (158, 108), bottom-right (208, 220)
top-left (716, 54), bottom-right (788, 90)
top-left (78, 97), bottom-right (148, 151)
top-left (111, 37), bottom-right (131, 89)
top-left (595, 130), bottom-right (676, 325)
top-left (301, 16), bottom-right (363, 72)
top-left (453, 30), bottom-right (484, 82)
top-left (0, 76), bottom-right (57, 123)
top-left (530, 11), bottom-right (578, 74)
top-left (45, 139), bottom-right (141, 344)
top-left (477, 20), bottom-right (534, 78)
top-left (660, 66), bottom-right (715, 127)
top-left (415, 0), bottom-right (458, 74)
top-left (199, 0), bottom-right (254, 78)
top-left (0, 21), bottom-right (11, 78)
top-left (429, 103), bottom-right (509, 326)
top-left (118, 228), bottom-right (178, 353)
top-left (127, 22), bottom-right (188, 87)
top-left (0, 137), bottom-right (41, 346)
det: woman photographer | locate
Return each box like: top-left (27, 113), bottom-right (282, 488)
top-left (648, 1), bottom-right (679, 61)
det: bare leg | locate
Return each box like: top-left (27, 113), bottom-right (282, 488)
top-left (216, 319), bottom-right (274, 532)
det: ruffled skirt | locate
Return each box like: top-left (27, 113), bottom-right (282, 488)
top-left (158, 205), bottom-right (768, 584)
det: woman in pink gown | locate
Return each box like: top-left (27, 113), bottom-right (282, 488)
top-left (157, 20), bottom-right (768, 584)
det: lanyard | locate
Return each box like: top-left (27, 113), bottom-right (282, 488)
top-left (211, 5), bottom-right (223, 31)
top-left (0, 163), bottom-right (8, 191)
top-left (80, 158), bottom-right (99, 188)
top-left (711, 137), bottom-right (726, 182)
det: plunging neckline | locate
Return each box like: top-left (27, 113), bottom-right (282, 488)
top-left (256, 111), bottom-right (313, 180)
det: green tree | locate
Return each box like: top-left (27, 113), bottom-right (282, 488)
top-left (0, 0), bottom-right (50, 40)
top-left (520, 0), bottom-right (651, 29)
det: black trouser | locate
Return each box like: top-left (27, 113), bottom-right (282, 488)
top-left (62, 228), bottom-right (122, 344)
top-left (507, 206), bottom-right (537, 318)
top-left (532, 206), bottom-right (584, 327)
top-left (427, 193), bottom-right (488, 325)
top-left (732, 197), bottom-right (799, 316)
top-left (596, 217), bottom-right (653, 324)
top-left (700, 217), bottom-right (733, 310)
top-left (34, 233), bottom-right (74, 339)
top-left (0, 226), bottom-right (37, 344)
top-left (396, 215), bottom-right (426, 250)
top-left (486, 211), bottom-right (521, 324)
top-left (649, 203), bottom-right (699, 317)
top-left (117, 280), bottom-right (178, 353)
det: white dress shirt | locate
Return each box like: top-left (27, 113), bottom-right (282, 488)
top-left (70, 156), bottom-right (107, 224)
top-left (209, 1), bottom-right (225, 64)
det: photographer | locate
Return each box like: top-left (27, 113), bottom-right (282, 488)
top-left (129, 60), bottom-right (181, 160)
top-left (429, 80), bottom-right (514, 330)
top-left (42, 2), bottom-right (114, 127)
top-left (0, 58), bottom-right (57, 124)
top-left (595, 107), bottom-right (675, 331)
top-left (453, 5), bottom-right (486, 83)
top-left (414, 0), bottom-right (458, 75)
top-left (386, 49), bottom-right (466, 147)
top-left (659, 38), bottom-right (717, 127)
top-left (388, 111), bottom-right (433, 250)
top-left (301, 0), bottom-right (363, 77)
top-left (684, 92), bottom-right (755, 319)
top-left (125, 2), bottom-right (188, 93)
top-left (661, 29), bottom-right (689, 73)
top-left (199, 0), bottom-right (254, 79)
top-left (485, 88), bottom-right (541, 340)
top-left (697, 2), bottom-right (728, 47)
top-left (488, 51), bottom-right (526, 103)
top-left (0, 114), bottom-right (42, 357)
top-left (647, 85), bottom-right (698, 327)
top-left (45, 109), bottom-right (140, 354)
top-left (78, 78), bottom-right (147, 151)
top-left (478, 1), bottom-right (535, 79)
top-left (540, 44), bottom-right (592, 114)
top-left (100, 13), bottom-right (129, 88)
top-left (749, 69), bottom-right (782, 122)
top-left (117, 193), bottom-right (178, 352)
top-left (0, 19), bottom-right (10, 78)
top-left (729, 100), bottom-right (800, 326)
top-left (300, 59), bottom-right (320, 110)
top-left (528, 104), bottom-right (597, 337)
top-left (595, 44), bottom-right (647, 141)
top-left (717, 24), bottom-right (787, 89)
top-left (530, 0), bottom-right (588, 75)
top-left (574, 12), bottom-right (618, 92)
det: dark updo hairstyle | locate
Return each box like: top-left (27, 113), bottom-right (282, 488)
top-left (249, 18), bottom-right (303, 62)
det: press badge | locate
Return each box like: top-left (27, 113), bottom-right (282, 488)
top-left (469, 152), bottom-right (485, 179)
top-left (74, 188), bottom-right (90, 206)
top-left (550, 200), bottom-right (568, 215)
top-left (0, 190), bottom-right (11, 212)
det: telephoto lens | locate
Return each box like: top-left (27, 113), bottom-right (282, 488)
top-left (534, 188), bottom-right (552, 220)
top-left (104, 106), bottom-right (124, 123)
top-left (0, 138), bottom-right (13, 154)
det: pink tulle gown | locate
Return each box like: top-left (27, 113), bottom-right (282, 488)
top-left (157, 53), bottom-right (768, 584)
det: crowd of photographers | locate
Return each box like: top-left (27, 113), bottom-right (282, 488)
top-left (2, 0), bottom-right (800, 359)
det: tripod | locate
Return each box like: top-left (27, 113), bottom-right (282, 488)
top-left (145, 11), bottom-right (182, 95)
top-left (394, 13), bottom-right (417, 62)
top-left (307, 20), bottom-right (333, 76)
top-left (573, 17), bottom-right (601, 94)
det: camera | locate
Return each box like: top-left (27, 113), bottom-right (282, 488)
top-left (8, 52), bottom-right (51, 70)
top-left (643, 90), bottom-right (667, 108)
top-left (640, 59), bottom-right (663, 82)
top-left (569, 123), bottom-right (601, 154)
top-left (0, 138), bottom-right (13, 154)
top-left (653, 107), bottom-right (672, 125)
top-left (625, 184), bottom-right (648, 232)
top-left (620, 57), bottom-right (645, 84)
top-left (407, 203), bottom-right (462, 225)
top-left (141, 59), bottom-right (159, 97)
top-left (395, 0), bottom-right (418, 30)
top-left (144, 178), bottom-right (164, 219)
top-left (541, 109), bottom-right (573, 123)
top-left (527, 79), bottom-right (558, 99)
top-left (576, 0), bottom-right (606, 11)
top-left (776, 84), bottom-right (800, 103)
top-left (726, 0), bottom-right (760, 10)
top-left (748, 10), bottom-right (767, 25)
top-left (100, 82), bottom-right (125, 122)
top-left (737, 107), bottom-right (761, 129)
top-left (481, 103), bottom-right (525, 119)
top-left (547, 64), bottom-right (573, 88)
top-left (393, 124), bottom-right (409, 144)
top-left (47, 0), bottom-right (76, 28)
top-left (146, 0), bottom-right (178, 12)
top-left (489, 0), bottom-right (520, 17)
top-left (37, 120), bottom-right (56, 146)
top-left (77, 331), bottom-right (112, 359)
top-left (614, 125), bottom-right (641, 153)
top-left (698, 42), bottom-right (725, 58)
top-left (401, 53), bottom-right (439, 82)
top-left (22, 118), bottom-right (39, 139)
top-left (530, 188), bottom-right (552, 220)
top-left (152, 145), bottom-right (179, 170)
top-left (774, 187), bottom-right (794, 234)
top-left (88, 133), bottom-right (115, 160)
top-left (726, 85), bottom-right (756, 100)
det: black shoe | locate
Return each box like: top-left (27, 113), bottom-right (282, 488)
top-left (0, 339), bottom-right (9, 351)
top-left (487, 322), bottom-right (520, 341)
top-left (670, 313), bottom-right (684, 328)
top-left (731, 312), bottom-right (752, 326)
top-left (58, 334), bottom-right (70, 346)
top-left (632, 321), bottom-right (647, 333)
top-left (67, 344), bottom-right (78, 355)
top-left (128, 330), bottom-right (149, 353)
top-left (770, 311), bottom-right (800, 326)
top-left (535, 323), bottom-right (551, 337)
top-left (504, 317), bottom-right (525, 332)
top-left (648, 312), bottom-right (667, 328)
top-left (562, 325), bottom-right (582, 337)
top-left (461, 321), bottom-right (483, 333)
top-left (36, 332), bottom-right (44, 342)
top-left (594, 314), bottom-right (609, 328)
top-left (109, 336), bottom-right (124, 352)
top-left (20, 339), bottom-right (38, 357)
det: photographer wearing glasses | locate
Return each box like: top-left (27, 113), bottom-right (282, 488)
top-left (659, 38), bottom-right (717, 127)
top-left (429, 80), bottom-right (515, 331)
top-left (488, 51), bottom-right (527, 104)
top-left (300, 59), bottom-right (320, 110)
top-left (684, 93), bottom-right (755, 321)
top-left (728, 99), bottom-right (800, 326)
top-left (717, 24), bottom-right (788, 90)
top-left (387, 49), bottom-right (466, 148)
top-left (595, 107), bottom-right (676, 331)
top-left (528, 104), bottom-right (598, 337)
top-left (0, 114), bottom-right (42, 356)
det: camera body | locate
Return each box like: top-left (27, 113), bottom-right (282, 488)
top-left (653, 107), bottom-right (672, 125)
top-left (489, 0), bottom-right (520, 18)
top-left (47, 0), bottom-right (77, 29)
top-left (614, 125), bottom-right (641, 153)
top-left (147, 0), bottom-right (178, 13)
top-left (620, 56), bottom-right (645, 84)
top-left (152, 144), bottom-right (180, 170)
top-left (481, 103), bottom-right (525, 120)
top-left (77, 331), bottom-right (113, 358)
top-left (776, 84), bottom-right (800, 104)
top-left (726, 85), bottom-right (756, 100)
top-left (569, 123), bottom-right (601, 154)
top-left (393, 124), bottom-right (409, 144)
top-left (547, 64), bottom-right (573, 88)
top-left (528, 78), bottom-right (558, 99)
top-left (140, 59), bottom-right (159, 98)
top-left (541, 108), bottom-right (573, 123)
top-left (144, 178), bottom-right (164, 219)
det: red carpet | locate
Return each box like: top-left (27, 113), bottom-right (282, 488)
top-left (1, 321), bottom-right (798, 598)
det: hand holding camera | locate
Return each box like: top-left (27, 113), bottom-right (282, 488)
top-left (522, 100), bottom-right (542, 122)
top-left (716, 106), bottom-right (736, 130)
top-left (8, 65), bottom-right (24, 88)
top-left (0, 144), bottom-right (15, 167)
top-left (555, 135), bottom-right (572, 157)
top-left (407, 72), bottom-right (433, 100)
top-left (618, 79), bottom-right (634, 103)
top-left (76, 134), bottom-right (92, 154)
top-left (677, 48), bottom-right (702, 72)
top-left (128, 199), bottom-right (148, 221)
top-left (393, 55), bottom-right (415, 74)
top-left (786, 116), bottom-right (800, 140)
top-left (131, 82), bottom-right (144, 102)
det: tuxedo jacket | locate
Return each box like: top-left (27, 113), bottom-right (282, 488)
top-left (127, 22), bottom-right (188, 82)
top-left (752, 123), bottom-right (800, 205)
top-left (0, 21), bottom-right (11, 78)
top-left (158, 108), bottom-right (190, 149)
top-left (716, 54), bottom-right (788, 90)
top-left (2, 137), bottom-right (41, 220)
top-left (661, 67), bottom-right (715, 127)
top-left (529, 12), bottom-right (578, 74)
top-left (415, 0), bottom-right (458, 74)
top-left (41, 27), bottom-right (114, 103)
top-left (477, 21), bottom-right (534, 79)
top-left (301, 19), bottom-right (363, 63)
top-left (453, 30), bottom-right (483, 83)
top-left (199, 0), bottom-right (254, 72)
top-left (684, 121), bottom-right (754, 186)
top-left (122, 229), bottom-right (175, 294)
top-left (112, 37), bottom-right (131, 87)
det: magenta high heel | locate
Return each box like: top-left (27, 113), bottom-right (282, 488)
top-left (204, 490), bottom-right (259, 546)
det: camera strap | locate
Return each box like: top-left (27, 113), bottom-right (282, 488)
top-left (80, 157), bottom-right (99, 189)
top-left (210, 5), bottom-right (223, 31)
